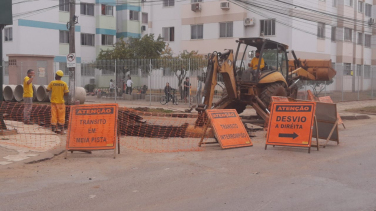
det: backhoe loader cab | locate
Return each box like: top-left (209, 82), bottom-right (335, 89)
top-left (235, 38), bottom-right (289, 85)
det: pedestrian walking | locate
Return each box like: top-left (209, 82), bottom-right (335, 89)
top-left (23, 69), bottom-right (34, 124)
top-left (126, 76), bottom-right (133, 95)
top-left (164, 82), bottom-right (173, 104)
top-left (109, 79), bottom-right (115, 97)
top-left (196, 76), bottom-right (202, 105)
top-left (184, 77), bottom-right (191, 103)
top-left (46, 70), bottom-right (69, 133)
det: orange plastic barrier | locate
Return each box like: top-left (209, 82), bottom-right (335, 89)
top-left (307, 90), bottom-right (317, 101)
top-left (271, 96), bottom-right (289, 102)
top-left (200, 109), bottom-right (252, 149)
top-left (265, 102), bottom-right (316, 153)
top-left (66, 104), bottom-right (118, 157)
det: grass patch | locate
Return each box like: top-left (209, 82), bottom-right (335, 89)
top-left (346, 106), bottom-right (376, 114)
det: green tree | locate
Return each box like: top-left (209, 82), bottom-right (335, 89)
top-left (306, 79), bottom-right (334, 97)
top-left (96, 34), bottom-right (167, 77)
top-left (97, 34), bottom-right (166, 60)
top-left (161, 49), bottom-right (205, 99)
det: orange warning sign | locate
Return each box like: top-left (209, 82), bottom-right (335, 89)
top-left (318, 96), bottom-right (343, 125)
top-left (206, 109), bottom-right (252, 149)
top-left (266, 102), bottom-right (316, 149)
top-left (66, 104), bottom-right (118, 151)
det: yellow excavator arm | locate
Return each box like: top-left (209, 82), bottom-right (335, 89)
top-left (202, 50), bottom-right (238, 109)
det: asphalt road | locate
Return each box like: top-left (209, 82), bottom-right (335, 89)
top-left (0, 116), bottom-right (376, 211)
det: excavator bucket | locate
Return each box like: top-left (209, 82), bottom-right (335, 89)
top-left (288, 59), bottom-right (337, 81)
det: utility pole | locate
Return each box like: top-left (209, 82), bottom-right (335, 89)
top-left (68, 0), bottom-right (76, 104)
top-left (352, 0), bottom-right (357, 93)
top-left (0, 26), bottom-right (7, 129)
top-left (0, 0), bottom-right (12, 130)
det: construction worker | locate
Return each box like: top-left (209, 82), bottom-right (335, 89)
top-left (23, 69), bottom-right (35, 124)
top-left (46, 70), bottom-right (69, 133)
top-left (249, 50), bottom-right (265, 70)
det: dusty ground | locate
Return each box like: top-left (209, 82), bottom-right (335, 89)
top-left (0, 99), bottom-right (376, 210)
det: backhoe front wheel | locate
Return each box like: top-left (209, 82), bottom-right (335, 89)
top-left (259, 82), bottom-right (288, 109)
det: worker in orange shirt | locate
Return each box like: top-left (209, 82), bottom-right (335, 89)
top-left (249, 50), bottom-right (265, 70)
top-left (46, 70), bottom-right (69, 133)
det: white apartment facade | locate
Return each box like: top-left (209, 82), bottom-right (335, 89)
top-left (3, 0), bottom-right (117, 86)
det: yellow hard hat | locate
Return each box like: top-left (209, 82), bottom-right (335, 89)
top-left (56, 70), bottom-right (64, 77)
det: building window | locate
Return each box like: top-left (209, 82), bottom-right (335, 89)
top-left (142, 13), bottom-right (148, 24)
top-left (365, 34), bottom-right (371, 47)
top-left (344, 28), bottom-right (352, 42)
top-left (81, 3), bottom-right (94, 16)
top-left (101, 4), bottom-right (113, 16)
top-left (4, 27), bottom-right (12, 42)
top-left (59, 0), bottom-right (70, 12)
top-left (344, 0), bottom-right (353, 6)
top-left (130, 10), bottom-right (139, 21)
top-left (344, 63), bottom-right (352, 75)
top-left (59, 63), bottom-right (69, 75)
top-left (358, 1), bottom-right (364, 13)
top-left (365, 4), bottom-right (372, 17)
top-left (163, 0), bottom-right (175, 7)
top-left (331, 27), bottom-right (336, 42)
top-left (191, 24), bottom-right (203, 40)
top-left (191, 0), bottom-right (202, 2)
top-left (357, 32), bottom-right (363, 45)
top-left (102, 35), bottom-right (114, 45)
top-left (219, 22), bottom-right (233, 38)
top-left (364, 65), bottom-right (371, 78)
top-left (332, 0), bottom-right (337, 7)
top-left (81, 64), bottom-right (95, 76)
top-left (162, 27), bottom-right (175, 42)
top-left (260, 19), bottom-right (275, 36)
top-left (81, 33), bottom-right (95, 46)
top-left (356, 65), bottom-right (362, 76)
top-left (317, 22), bottom-right (325, 38)
top-left (59, 31), bottom-right (69, 44)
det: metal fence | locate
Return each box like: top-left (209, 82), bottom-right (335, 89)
top-left (2, 59), bottom-right (376, 108)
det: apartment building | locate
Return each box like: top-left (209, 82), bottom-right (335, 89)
top-left (2, 0), bottom-right (117, 86)
top-left (2, 0), bottom-right (375, 92)
top-left (140, 0), bottom-right (375, 92)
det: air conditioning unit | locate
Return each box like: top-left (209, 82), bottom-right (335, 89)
top-left (244, 17), bottom-right (255, 26)
top-left (191, 3), bottom-right (201, 12)
top-left (368, 18), bottom-right (375, 25)
top-left (141, 25), bottom-right (146, 32)
top-left (220, 1), bottom-right (229, 10)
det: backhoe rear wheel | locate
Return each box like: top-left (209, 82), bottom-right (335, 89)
top-left (259, 82), bottom-right (287, 109)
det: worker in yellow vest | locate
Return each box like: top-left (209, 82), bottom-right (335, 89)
top-left (23, 69), bottom-right (34, 124)
top-left (249, 50), bottom-right (265, 70)
top-left (46, 70), bottom-right (69, 133)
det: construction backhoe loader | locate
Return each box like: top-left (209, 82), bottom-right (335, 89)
top-left (196, 37), bottom-right (336, 124)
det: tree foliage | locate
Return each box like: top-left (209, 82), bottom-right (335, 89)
top-left (97, 34), bottom-right (166, 60)
top-left (306, 79), bottom-right (334, 97)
